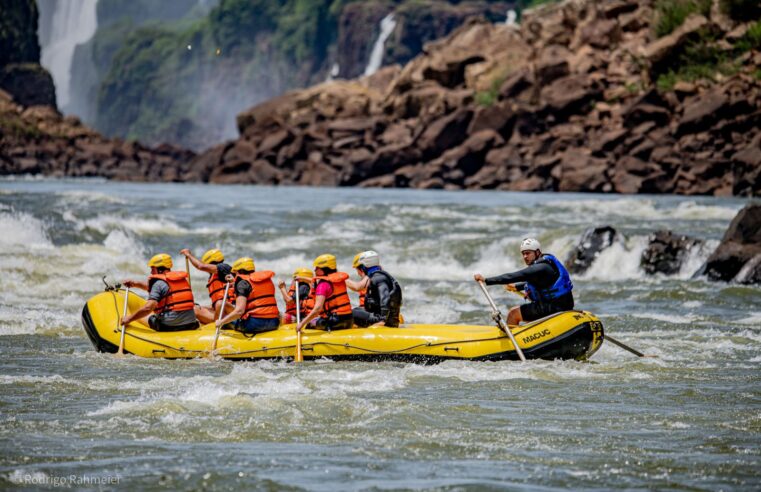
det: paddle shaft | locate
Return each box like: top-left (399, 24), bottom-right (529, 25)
top-left (185, 257), bottom-right (192, 289)
top-left (117, 287), bottom-right (130, 355)
top-left (295, 280), bottom-right (303, 362)
top-left (606, 335), bottom-right (647, 357)
top-left (210, 282), bottom-right (229, 354)
top-left (477, 281), bottom-right (526, 362)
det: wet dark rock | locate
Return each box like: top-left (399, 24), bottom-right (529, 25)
top-left (641, 230), bottom-right (703, 275)
top-left (566, 226), bottom-right (620, 274)
top-left (704, 204), bottom-right (761, 282)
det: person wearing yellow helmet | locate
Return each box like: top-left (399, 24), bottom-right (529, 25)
top-left (296, 254), bottom-right (354, 332)
top-left (215, 257), bottom-right (280, 335)
top-left (121, 253), bottom-right (199, 331)
top-left (180, 248), bottom-right (235, 323)
top-left (277, 267), bottom-right (315, 324)
top-left (351, 250), bottom-right (403, 328)
top-left (346, 253), bottom-right (369, 308)
top-left (474, 237), bottom-right (574, 325)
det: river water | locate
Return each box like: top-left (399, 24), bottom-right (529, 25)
top-left (0, 178), bottom-right (758, 490)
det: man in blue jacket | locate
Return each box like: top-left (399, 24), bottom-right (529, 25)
top-left (474, 238), bottom-right (574, 325)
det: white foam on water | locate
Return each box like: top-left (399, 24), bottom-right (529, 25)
top-left (0, 212), bottom-right (53, 250)
top-left (549, 198), bottom-right (740, 222)
top-left (56, 189), bottom-right (127, 205)
top-left (76, 214), bottom-right (190, 235)
top-left (678, 240), bottom-right (717, 279)
top-left (630, 312), bottom-right (699, 324)
top-left (735, 312), bottom-right (761, 326)
top-left (682, 300), bottom-right (703, 308)
top-left (579, 236), bottom-right (648, 281)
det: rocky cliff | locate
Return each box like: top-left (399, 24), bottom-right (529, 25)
top-left (77, 0), bottom-right (514, 150)
top-left (0, 1), bottom-right (195, 181)
top-left (188, 0), bottom-right (761, 196)
top-left (0, 0), bottom-right (56, 107)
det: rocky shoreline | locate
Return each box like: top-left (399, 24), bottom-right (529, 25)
top-left (1, 0), bottom-right (759, 195)
top-left (186, 0), bottom-right (761, 196)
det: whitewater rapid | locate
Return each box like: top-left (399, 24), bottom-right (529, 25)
top-left (0, 179), bottom-right (758, 490)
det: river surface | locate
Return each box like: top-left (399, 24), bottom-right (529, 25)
top-left (0, 178), bottom-right (759, 490)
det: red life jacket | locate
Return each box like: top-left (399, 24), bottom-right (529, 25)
top-left (148, 271), bottom-right (195, 314)
top-left (206, 269), bottom-right (235, 306)
top-left (235, 271), bottom-right (279, 319)
top-left (314, 272), bottom-right (352, 317)
top-left (285, 281), bottom-right (315, 317)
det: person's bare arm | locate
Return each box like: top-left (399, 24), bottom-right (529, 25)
top-left (122, 299), bottom-right (157, 325)
top-left (180, 249), bottom-right (217, 274)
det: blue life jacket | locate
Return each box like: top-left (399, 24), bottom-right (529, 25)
top-left (525, 254), bottom-right (573, 302)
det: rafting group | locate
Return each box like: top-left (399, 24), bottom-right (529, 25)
top-left (118, 237), bottom-right (576, 337)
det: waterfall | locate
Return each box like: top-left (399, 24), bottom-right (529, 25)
top-left (363, 13), bottom-right (396, 77)
top-left (39, 0), bottom-right (98, 110)
top-left (505, 9), bottom-right (517, 26)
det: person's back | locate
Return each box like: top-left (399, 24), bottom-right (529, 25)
top-left (352, 251), bottom-right (403, 328)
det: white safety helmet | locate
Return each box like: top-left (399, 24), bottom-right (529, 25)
top-left (357, 250), bottom-right (380, 268)
top-left (520, 238), bottom-right (541, 252)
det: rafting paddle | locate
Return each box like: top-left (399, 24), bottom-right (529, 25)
top-left (605, 335), bottom-right (656, 358)
top-left (116, 287), bottom-right (131, 356)
top-left (477, 281), bottom-right (526, 362)
top-left (210, 282), bottom-right (230, 357)
top-left (185, 257), bottom-right (192, 289)
top-left (295, 279), bottom-right (303, 363)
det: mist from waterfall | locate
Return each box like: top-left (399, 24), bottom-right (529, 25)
top-left (39, 0), bottom-right (98, 111)
top-left (363, 14), bottom-right (397, 77)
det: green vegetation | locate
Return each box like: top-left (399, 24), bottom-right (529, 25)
top-left (522, 0), bottom-right (560, 8)
top-left (653, 0), bottom-right (711, 38)
top-left (475, 73), bottom-right (508, 107)
top-left (652, 22), bottom-right (761, 92)
top-left (734, 20), bottom-right (761, 53)
top-left (720, 0), bottom-right (761, 21)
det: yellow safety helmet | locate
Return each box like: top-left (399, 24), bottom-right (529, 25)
top-left (293, 267), bottom-right (313, 279)
top-left (202, 248), bottom-right (224, 264)
top-left (232, 257), bottom-right (255, 272)
top-left (352, 253), bottom-right (361, 268)
top-left (313, 254), bottom-right (336, 270)
top-left (148, 253), bottom-right (173, 269)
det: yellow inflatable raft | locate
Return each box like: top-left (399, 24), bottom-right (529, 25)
top-left (82, 290), bottom-right (604, 362)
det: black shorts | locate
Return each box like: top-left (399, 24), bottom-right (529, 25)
top-left (313, 314), bottom-right (354, 331)
top-left (519, 293), bottom-right (574, 322)
top-left (148, 315), bottom-right (200, 332)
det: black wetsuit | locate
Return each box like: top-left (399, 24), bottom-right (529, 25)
top-left (485, 257), bottom-right (574, 321)
top-left (353, 269), bottom-right (403, 327)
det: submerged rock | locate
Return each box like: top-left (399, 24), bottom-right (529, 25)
top-left (640, 230), bottom-right (703, 275)
top-left (566, 226), bottom-right (619, 274)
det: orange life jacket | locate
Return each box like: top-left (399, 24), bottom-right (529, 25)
top-left (235, 271), bottom-right (279, 319)
top-left (314, 272), bottom-right (352, 317)
top-left (358, 288), bottom-right (366, 307)
top-left (148, 271), bottom-right (195, 314)
top-left (206, 269), bottom-right (235, 306)
top-left (286, 281), bottom-right (315, 317)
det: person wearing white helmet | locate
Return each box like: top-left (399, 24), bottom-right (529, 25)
top-left (351, 250), bottom-right (403, 328)
top-left (474, 238), bottom-right (574, 325)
